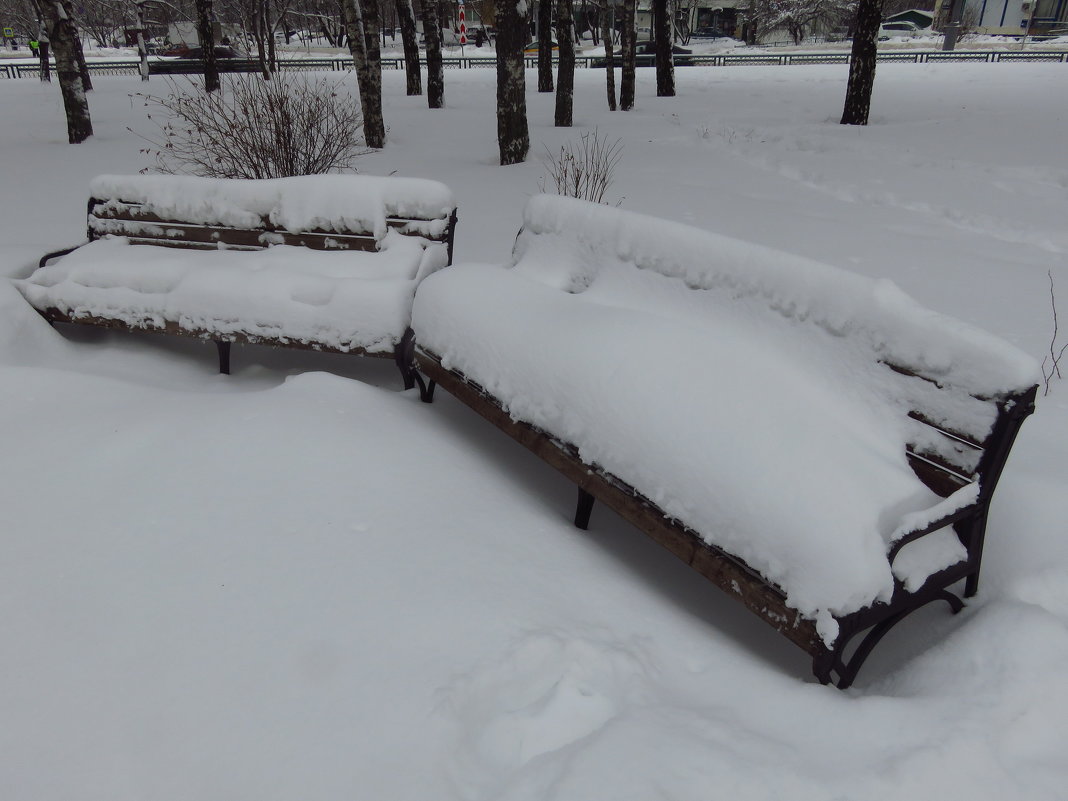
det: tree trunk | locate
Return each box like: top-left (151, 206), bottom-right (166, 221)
top-left (343, 0), bottom-right (386, 147)
top-left (195, 0), bottom-right (220, 92)
top-left (398, 0), bottom-right (422, 95)
top-left (538, 0), bottom-right (553, 92)
top-left (265, 0), bottom-right (278, 74)
top-left (599, 0), bottom-right (616, 110)
top-left (61, 0), bottom-right (92, 91)
top-left (255, 3), bottom-right (270, 79)
top-left (422, 0), bottom-right (445, 107)
top-left (653, 0), bottom-right (674, 96)
top-left (555, 0), bottom-right (575, 125)
top-left (495, 0), bottom-right (530, 165)
top-left (38, 32), bottom-right (51, 82)
top-left (41, 0), bottom-right (92, 142)
top-left (620, 0), bottom-right (636, 110)
top-left (841, 0), bottom-right (882, 125)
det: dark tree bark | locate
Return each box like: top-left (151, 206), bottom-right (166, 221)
top-left (538, 0), bottom-right (553, 92)
top-left (398, 0), bottom-right (422, 95)
top-left (37, 29), bottom-right (51, 82)
top-left (422, 0), bottom-right (445, 107)
top-left (841, 0), bottom-right (882, 125)
top-left (495, 0), bottom-right (530, 164)
top-left (343, 0), bottom-right (386, 147)
top-left (653, 0), bottom-right (674, 96)
top-left (195, 0), bottom-right (220, 92)
top-left (555, 0), bottom-right (575, 126)
top-left (619, 0), bottom-right (636, 110)
top-left (599, 0), bottom-right (616, 110)
top-left (41, 0), bottom-right (92, 142)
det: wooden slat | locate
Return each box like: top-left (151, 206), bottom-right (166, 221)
top-left (40, 307), bottom-right (398, 357)
top-left (89, 218), bottom-right (381, 252)
top-left (906, 450), bottom-right (973, 497)
top-left (90, 203), bottom-right (451, 242)
top-left (415, 348), bottom-right (825, 655)
top-left (907, 410), bottom-right (985, 450)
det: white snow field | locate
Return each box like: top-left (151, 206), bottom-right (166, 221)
top-left (2, 63), bottom-right (1067, 801)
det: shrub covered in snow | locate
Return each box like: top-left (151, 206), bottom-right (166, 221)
top-left (132, 73), bottom-right (369, 179)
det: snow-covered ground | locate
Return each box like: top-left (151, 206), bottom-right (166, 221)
top-left (2, 64), bottom-right (1067, 800)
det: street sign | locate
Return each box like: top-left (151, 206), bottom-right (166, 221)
top-left (458, 0), bottom-right (467, 45)
top-left (2, 27), bottom-right (14, 38)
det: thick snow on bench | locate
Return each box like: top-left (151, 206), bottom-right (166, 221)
top-left (412, 196), bottom-right (1040, 643)
top-left (90, 174), bottom-right (457, 240)
top-left (19, 231), bottom-right (444, 353)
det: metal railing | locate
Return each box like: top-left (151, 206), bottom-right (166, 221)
top-left (2, 49), bottom-right (1066, 79)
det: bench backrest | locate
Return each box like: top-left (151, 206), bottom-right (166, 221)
top-left (511, 195), bottom-right (1039, 500)
top-left (87, 174), bottom-right (458, 262)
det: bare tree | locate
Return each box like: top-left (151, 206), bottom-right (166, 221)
top-left (744, 0), bottom-right (855, 44)
top-left (421, 0), bottom-right (445, 107)
top-left (619, 0), bottom-right (636, 110)
top-left (653, 0), bottom-right (673, 96)
top-left (840, 0), bottom-right (880, 124)
top-left (397, 0), bottom-right (421, 95)
top-left (555, 0), bottom-right (575, 125)
top-left (195, 0), bottom-right (220, 91)
top-left (40, 0), bottom-right (93, 142)
top-left (538, 0), bottom-right (553, 91)
top-left (495, 0), bottom-right (529, 164)
top-left (599, 0), bottom-right (615, 109)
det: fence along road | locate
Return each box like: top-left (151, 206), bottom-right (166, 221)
top-left (2, 49), bottom-right (1067, 79)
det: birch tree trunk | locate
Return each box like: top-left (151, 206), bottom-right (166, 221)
top-left (41, 0), bottom-right (92, 142)
top-left (599, 0), bottom-right (616, 110)
top-left (538, 0), bottom-right (553, 92)
top-left (61, 0), bottom-right (92, 91)
top-left (554, 0), bottom-right (575, 126)
top-left (398, 0), bottom-right (422, 95)
top-left (422, 0), bottom-right (445, 107)
top-left (495, 0), bottom-right (530, 165)
top-left (343, 0), bottom-right (386, 147)
top-left (653, 0), bottom-right (674, 96)
top-left (840, 0), bottom-right (882, 125)
top-left (619, 0), bottom-right (636, 110)
top-left (195, 0), bottom-right (220, 92)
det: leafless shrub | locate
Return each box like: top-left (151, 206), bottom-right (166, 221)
top-left (131, 73), bottom-right (369, 178)
top-left (1043, 270), bottom-right (1068, 396)
top-left (540, 130), bottom-right (623, 205)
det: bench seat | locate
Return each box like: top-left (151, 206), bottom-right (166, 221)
top-left (20, 231), bottom-right (438, 356)
top-left (410, 194), bottom-right (1039, 685)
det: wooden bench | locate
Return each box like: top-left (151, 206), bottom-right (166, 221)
top-left (19, 173), bottom-right (457, 387)
top-left (407, 195), bottom-right (1038, 688)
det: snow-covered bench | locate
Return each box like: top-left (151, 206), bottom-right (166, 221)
top-left (18, 174), bottom-right (457, 386)
top-left (410, 195), bottom-right (1039, 688)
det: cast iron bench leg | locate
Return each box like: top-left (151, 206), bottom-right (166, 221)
top-left (575, 487), bottom-right (595, 530)
top-left (214, 340), bottom-right (231, 375)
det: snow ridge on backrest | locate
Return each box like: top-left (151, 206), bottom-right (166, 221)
top-left (513, 194), bottom-right (1040, 400)
top-left (90, 174), bottom-right (457, 240)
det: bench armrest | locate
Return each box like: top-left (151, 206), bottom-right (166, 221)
top-left (38, 243), bottom-right (87, 268)
top-left (886, 482), bottom-right (981, 566)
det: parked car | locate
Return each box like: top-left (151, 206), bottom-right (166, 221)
top-left (878, 21), bottom-right (920, 39)
top-left (160, 44), bottom-right (247, 59)
top-left (591, 41), bottom-right (695, 68)
top-left (524, 39), bottom-right (558, 54)
top-left (691, 26), bottom-right (729, 38)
